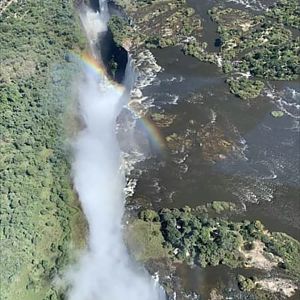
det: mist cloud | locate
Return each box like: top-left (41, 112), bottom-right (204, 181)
top-left (66, 5), bottom-right (165, 300)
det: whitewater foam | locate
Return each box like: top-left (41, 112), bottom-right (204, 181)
top-left (225, 0), bottom-right (267, 11)
top-left (265, 86), bottom-right (300, 119)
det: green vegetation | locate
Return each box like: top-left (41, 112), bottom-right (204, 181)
top-left (184, 0), bottom-right (300, 99)
top-left (109, 0), bottom-right (202, 51)
top-left (237, 275), bottom-right (256, 291)
top-left (266, 232), bottom-right (300, 278)
top-left (194, 201), bottom-right (237, 214)
top-left (209, 201), bottom-right (236, 214)
top-left (265, 0), bottom-right (300, 29)
top-left (109, 56), bottom-right (119, 79)
top-left (243, 39), bottom-right (299, 80)
top-left (131, 207), bottom-right (300, 279)
top-left (227, 77), bottom-right (264, 99)
top-left (206, 2), bottom-right (299, 98)
top-left (0, 1), bottom-right (86, 299)
top-left (183, 40), bottom-right (218, 64)
top-left (271, 111), bottom-right (284, 117)
top-left (108, 15), bottom-right (134, 47)
top-left (125, 219), bottom-right (169, 261)
top-left (158, 207), bottom-right (244, 268)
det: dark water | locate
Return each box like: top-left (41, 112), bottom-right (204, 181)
top-left (127, 7), bottom-right (300, 298)
top-left (132, 45), bottom-right (300, 236)
top-left (131, 47), bottom-right (299, 298)
top-left (177, 264), bottom-right (300, 300)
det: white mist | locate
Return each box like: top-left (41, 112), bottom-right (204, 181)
top-left (67, 3), bottom-right (165, 300)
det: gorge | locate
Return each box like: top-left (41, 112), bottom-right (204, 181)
top-left (0, 0), bottom-right (299, 299)
top-left (68, 1), bottom-right (165, 300)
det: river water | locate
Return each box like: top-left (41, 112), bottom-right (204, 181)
top-left (122, 1), bottom-right (300, 298)
top-left (132, 45), bottom-right (300, 235)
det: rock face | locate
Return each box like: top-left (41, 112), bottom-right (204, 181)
top-left (256, 278), bottom-right (298, 298)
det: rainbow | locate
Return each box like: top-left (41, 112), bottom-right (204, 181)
top-left (137, 116), bottom-right (167, 154)
top-left (72, 51), bottom-right (125, 93)
top-left (72, 51), bottom-right (167, 154)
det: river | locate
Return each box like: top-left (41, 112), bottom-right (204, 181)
top-left (121, 1), bottom-right (300, 299)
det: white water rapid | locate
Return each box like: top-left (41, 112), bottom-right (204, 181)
top-left (67, 2), bottom-right (165, 300)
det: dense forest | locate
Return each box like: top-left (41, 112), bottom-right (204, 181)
top-left (133, 206), bottom-right (300, 277)
top-left (0, 1), bottom-right (86, 299)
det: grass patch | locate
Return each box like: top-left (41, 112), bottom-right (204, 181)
top-left (125, 219), bottom-right (169, 262)
top-left (266, 232), bottom-right (300, 278)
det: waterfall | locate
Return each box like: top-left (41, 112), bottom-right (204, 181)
top-left (67, 2), bottom-right (165, 300)
top-left (98, 0), bottom-right (109, 23)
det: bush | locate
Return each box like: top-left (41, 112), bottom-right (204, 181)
top-left (237, 275), bottom-right (255, 291)
top-left (139, 209), bottom-right (159, 222)
top-left (227, 77), bottom-right (264, 100)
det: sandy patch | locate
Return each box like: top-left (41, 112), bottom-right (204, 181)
top-left (240, 21), bottom-right (253, 32)
top-left (256, 278), bottom-right (298, 298)
top-left (241, 240), bottom-right (282, 271)
top-left (209, 289), bottom-right (224, 300)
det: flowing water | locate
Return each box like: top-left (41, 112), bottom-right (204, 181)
top-left (67, 2), bottom-right (165, 300)
top-left (123, 2), bottom-right (300, 298)
top-left (129, 49), bottom-right (300, 299)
